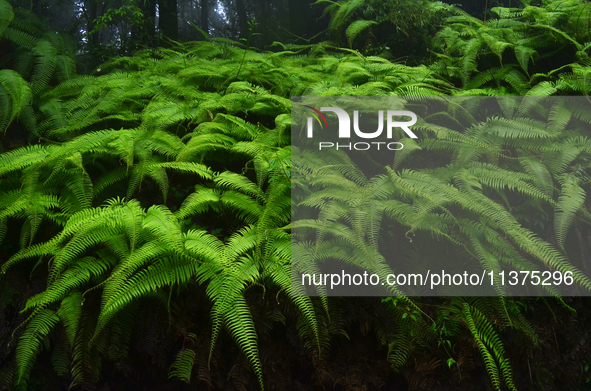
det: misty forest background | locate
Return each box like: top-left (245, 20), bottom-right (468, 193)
top-left (2, 0), bottom-right (591, 390)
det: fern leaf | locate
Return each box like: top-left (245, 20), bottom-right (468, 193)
top-left (514, 45), bottom-right (536, 74)
top-left (57, 292), bottom-right (83, 346)
top-left (223, 296), bottom-right (263, 389)
top-left (327, 0), bottom-right (364, 32)
top-left (55, 54), bottom-right (76, 82)
top-left (346, 20), bottom-right (378, 48)
top-left (2, 26), bottom-right (37, 49)
top-left (461, 304), bottom-right (501, 390)
top-left (520, 156), bottom-right (554, 197)
top-left (554, 174), bottom-right (586, 251)
top-left (526, 81), bottom-right (556, 96)
top-left (0, 0), bottom-right (14, 38)
top-left (15, 309), bottom-right (60, 387)
top-left (169, 348), bottom-right (196, 382)
top-left (0, 69), bottom-right (32, 134)
top-left (31, 40), bottom-right (57, 95)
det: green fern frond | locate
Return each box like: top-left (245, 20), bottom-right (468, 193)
top-left (520, 155), bottom-right (554, 197)
top-left (57, 292), bottom-right (83, 346)
top-left (2, 27), bottom-right (37, 49)
top-left (169, 347), bottom-right (196, 382)
top-left (461, 303), bottom-right (517, 391)
top-left (223, 296), bottom-right (263, 388)
top-left (55, 54), bottom-right (76, 82)
top-left (31, 40), bottom-right (57, 95)
top-left (15, 309), bottom-right (60, 387)
top-left (346, 20), bottom-right (377, 48)
top-left (0, 69), bottom-right (32, 134)
top-left (0, 0), bottom-right (13, 38)
top-left (554, 174), bottom-right (586, 251)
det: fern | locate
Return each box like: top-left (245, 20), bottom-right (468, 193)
top-left (2, 6), bottom-right (591, 388)
top-left (461, 303), bottom-right (517, 391)
top-left (345, 20), bottom-right (377, 48)
top-left (433, 0), bottom-right (591, 91)
top-left (169, 346), bottom-right (196, 382)
top-left (14, 309), bottom-right (60, 387)
top-left (554, 173), bottom-right (586, 251)
top-left (0, 70), bottom-right (32, 134)
top-left (0, 0), bottom-right (13, 39)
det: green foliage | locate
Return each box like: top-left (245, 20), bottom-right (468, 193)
top-left (294, 97), bottom-right (591, 310)
top-left (1, 0), bottom-right (591, 390)
top-left (461, 302), bottom-right (516, 391)
top-left (0, 69), bottom-right (32, 134)
top-left (0, 0), bottom-right (13, 39)
top-left (15, 309), bottom-right (60, 388)
top-left (345, 19), bottom-right (377, 48)
top-left (433, 0), bottom-right (591, 91)
top-left (91, 5), bottom-right (145, 35)
top-left (0, 0), bottom-right (77, 144)
top-left (315, 0), bottom-right (447, 62)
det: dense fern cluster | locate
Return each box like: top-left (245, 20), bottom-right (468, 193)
top-left (433, 0), bottom-right (591, 92)
top-left (1, 0), bottom-right (591, 389)
top-left (0, 2), bottom-right (77, 143)
top-left (314, 0), bottom-right (443, 61)
top-left (293, 94), bottom-right (591, 388)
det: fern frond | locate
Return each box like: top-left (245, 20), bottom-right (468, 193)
top-left (57, 292), bottom-right (83, 346)
top-left (31, 40), bottom-right (57, 95)
top-left (15, 309), bottom-right (60, 387)
top-left (0, 69), bottom-right (32, 134)
top-left (461, 303), bottom-right (517, 391)
top-left (169, 347), bottom-right (196, 382)
top-left (346, 20), bottom-right (377, 48)
top-left (0, 0), bottom-right (13, 39)
top-left (554, 174), bottom-right (586, 251)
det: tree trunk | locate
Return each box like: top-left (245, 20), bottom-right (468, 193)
top-left (235, 0), bottom-right (248, 38)
top-left (132, 0), bottom-right (156, 50)
top-left (159, 0), bottom-right (178, 42)
top-left (200, 0), bottom-right (209, 35)
top-left (86, 0), bottom-right (98, 46)
top-left (288, 0), bottom-right (305, 37)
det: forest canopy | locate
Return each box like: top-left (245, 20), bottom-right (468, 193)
top-left (2, 0), bottom-right (591, 390)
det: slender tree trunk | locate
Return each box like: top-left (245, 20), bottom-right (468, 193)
top-left (145, 0), bottom-right (157, 46)
top-left (200, 0), bottom-right (209, 35)
top-left (82, 0), bottom-right (102, 72)
top-left (130, 0), bottom-right (156, 50)
top-left (159, 0), bottom-right (178, 41)
top-left (87, 0), bottom-right (98, 45)
top-left (288, 0), bottom-right (304, 37)
top-left (236, 0), bottom-right (248, 38)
